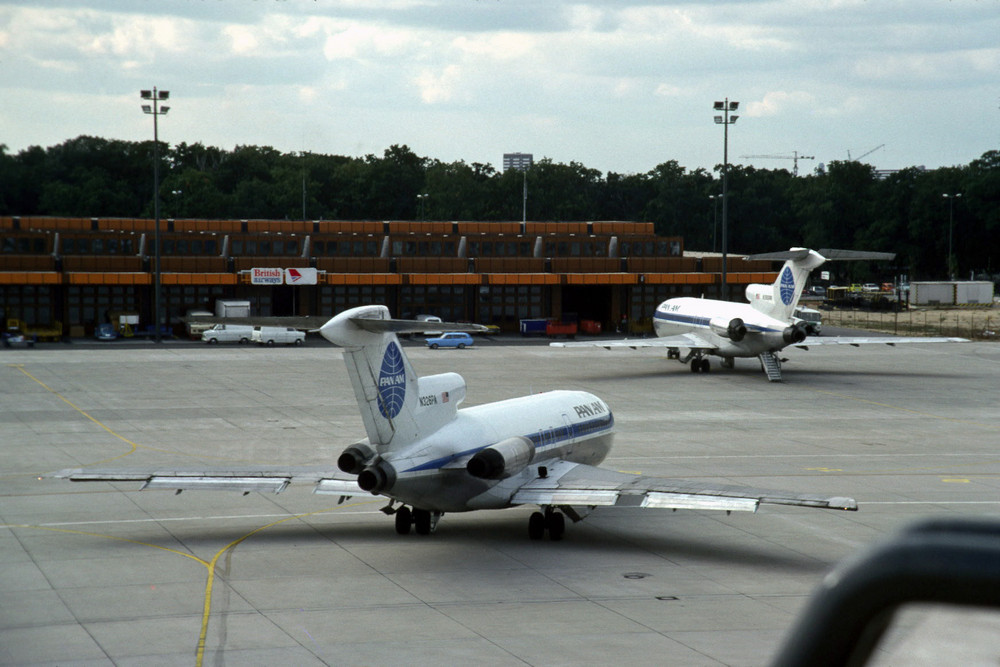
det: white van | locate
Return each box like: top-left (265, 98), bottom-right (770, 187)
top-left (252, 326), bottom-right (305, 346)
top-left (202, 324), bottom-right (254, 344)
top-left (793, 307), bottom-right (822, 336)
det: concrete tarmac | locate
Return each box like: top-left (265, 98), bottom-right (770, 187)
top-left (2, 333), bottom-right (999, 665)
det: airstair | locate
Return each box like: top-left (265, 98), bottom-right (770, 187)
top-left (759, 351), bottom-right (783, 382)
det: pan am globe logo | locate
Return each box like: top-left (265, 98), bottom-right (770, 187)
top-left (377, 342), bottom-right (407, 419)
top-left (779, 267), bottom-right (796, 305)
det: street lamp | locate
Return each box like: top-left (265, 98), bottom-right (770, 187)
top-left (943, 193), bottom-right (962, 280)
top-left (141, 87), bottom-right (170, 343)
top-left (714, 99), bottom-right (738, 300)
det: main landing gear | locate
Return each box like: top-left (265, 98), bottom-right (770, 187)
top-left (393, 505), bottom-right (441, 535)
top-left (689, 357), bottom-right (711, 373)
top-left (528, 508), bottom-right (566, 541)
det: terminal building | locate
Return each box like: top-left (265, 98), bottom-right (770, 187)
top-left (0, 216), bottom-right (778, 338)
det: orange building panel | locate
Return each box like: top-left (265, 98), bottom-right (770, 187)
top-left (0, 272), bottom-right (61, 285)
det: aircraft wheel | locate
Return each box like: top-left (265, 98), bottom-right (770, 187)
top-left (528, 512), bottom-right (546, 540)
top-left (546, 511), bottom-right (565, 541)
top-left (690, 361), bottom-right (700, 373)
top-left (395, 506), bottom-right (412, 535)
top-left (700, 359), bottom-right (711, 373)
top-left (414, 508), bottom-right (432, 535)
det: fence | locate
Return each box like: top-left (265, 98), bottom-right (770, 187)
top-left (823, 308), bottom-right (998, 340)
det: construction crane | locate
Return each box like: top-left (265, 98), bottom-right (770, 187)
top-left (739, 151), bottom-right (815, 176)
top-left (847, 144), bottom-right (885, 162)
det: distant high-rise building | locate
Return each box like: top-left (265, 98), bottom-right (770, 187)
top-left (503, 152), bottom-right (533, 172)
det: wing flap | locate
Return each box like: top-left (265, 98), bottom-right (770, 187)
top-left (796, 336), bottom-right (967, 347)
top-left (511, 461), bottom-right (857, 513)
top-left (50, 466), bottom-right (354, 496)
top-left (143, 476), bottom-right (290, 494)
top-left (550, 333), bottom-right (716, 350)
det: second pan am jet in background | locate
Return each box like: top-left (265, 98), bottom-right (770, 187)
top-left (552, 248), bottom-right (966, 381)
top-left (54, 305), bottom-right (856, 540)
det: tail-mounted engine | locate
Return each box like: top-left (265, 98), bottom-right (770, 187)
top-left (337, 443), bottom-right (376, 475)
top-left (466, 436), bottom-right (536, 480)
top-left (709, 316), bottom-right (747, 342)
top-left (782, 324), bottom-right (807, 344)
top-left (357, 459), bottom-right (397, 494)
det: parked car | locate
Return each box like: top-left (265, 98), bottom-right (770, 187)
top-left (425, 332), bottom-right (474, 349)
top-left (202, 324), bottom-right (254, 344)
top-left (94, 323), bottom-right (119, 341)
top-left (252, 326), bottom-right (305, 346)
top-left (2, 332), bottom-right (35, 348)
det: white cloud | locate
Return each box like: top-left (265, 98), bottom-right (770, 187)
top-left (746, 91), bottom-right (816, 117)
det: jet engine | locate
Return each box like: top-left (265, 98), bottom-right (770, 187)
top-left (783, 324), bottom-right (807, 344)
top-left (466, 436), bottom-right (536, 480)
top-left (709, 316), bottom-right (747, 342)
top-left (357, 459), bottom-right (396, 494)
top-left (337, 443), bottom-right (376, 475)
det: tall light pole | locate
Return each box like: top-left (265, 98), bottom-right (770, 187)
top-left (417, 193), bottom-right (429, 221)
top-left (141, 87), bottom-right (170, 343)
top-left (708, 194), bottom-right (721, 254)
top-left (943, 193), bottom-right (962, 280)
top-left (714, 99), bottom-right (738, 300)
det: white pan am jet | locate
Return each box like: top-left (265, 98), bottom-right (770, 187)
top-left (53, 305), bottom-right (856, 539)
top-left (552, 248), bottom-right (966, 381)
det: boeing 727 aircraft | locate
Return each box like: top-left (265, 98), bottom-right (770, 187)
top-left (54, 304), bottom-right (856, 539)
top-left (552, 248), bottom-right (966, 381)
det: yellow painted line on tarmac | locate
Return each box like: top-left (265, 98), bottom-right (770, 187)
top-left (10, 364), bottom-right (141, 465)
top-left (8, 499), bottom-right (379, 667)
top-left (7, 364), bottom-right (292, 467)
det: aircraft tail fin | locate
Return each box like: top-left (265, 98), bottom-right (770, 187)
top-left (319, 305), bottom-right (479, 451)
top-left (744, 248), bottom-right (896, 321)
top-left (744, 248), bottom-right (826, 321)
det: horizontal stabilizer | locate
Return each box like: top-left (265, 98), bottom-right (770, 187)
top-left (349, 316), bottom-right (488, 336)
top-left (817, 248), bottom-right (896, 261)
top-left (746, 249), bottom-right (813, 262)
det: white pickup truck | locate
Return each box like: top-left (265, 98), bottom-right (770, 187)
top-left (252, 326), bottom-right (305, 346)
top-left (202, 324), bottom-right (254, 344)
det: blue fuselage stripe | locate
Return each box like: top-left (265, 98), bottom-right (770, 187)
top-left (403, 413), bottom-right (615, 472)
top-left (654, 311), bottom-right (781, 334)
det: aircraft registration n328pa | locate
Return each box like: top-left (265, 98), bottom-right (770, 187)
top-left (53, 304), bottom-right (856, 539)
top-left (552, 248), bottom-right (967, 381)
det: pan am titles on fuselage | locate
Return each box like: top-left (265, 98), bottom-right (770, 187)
top-left (552, 248), bottom-right (967, 382)
top-left (52, 304), bottom-right (858, 540)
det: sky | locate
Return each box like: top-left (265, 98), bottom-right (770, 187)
top-left (1, 0), bottom-right (997, 176)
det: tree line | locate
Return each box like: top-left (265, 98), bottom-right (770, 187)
top-left (1, 136), bottom-right (997, 281)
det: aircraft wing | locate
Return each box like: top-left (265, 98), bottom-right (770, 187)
top-left (794, 336), bottom-right (967, 348)
top-left (549, 332), bottom-right (717, 351)
top-left (50, 465), bottom-right (367, 497)
top-left (511, 460), bottom-right (857, 513)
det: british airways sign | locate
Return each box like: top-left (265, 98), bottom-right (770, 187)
top-left (249, 267), bottom-right (318, 285)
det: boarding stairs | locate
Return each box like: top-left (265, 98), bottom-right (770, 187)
top-left (759, 351), bottom-right (783, 382)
